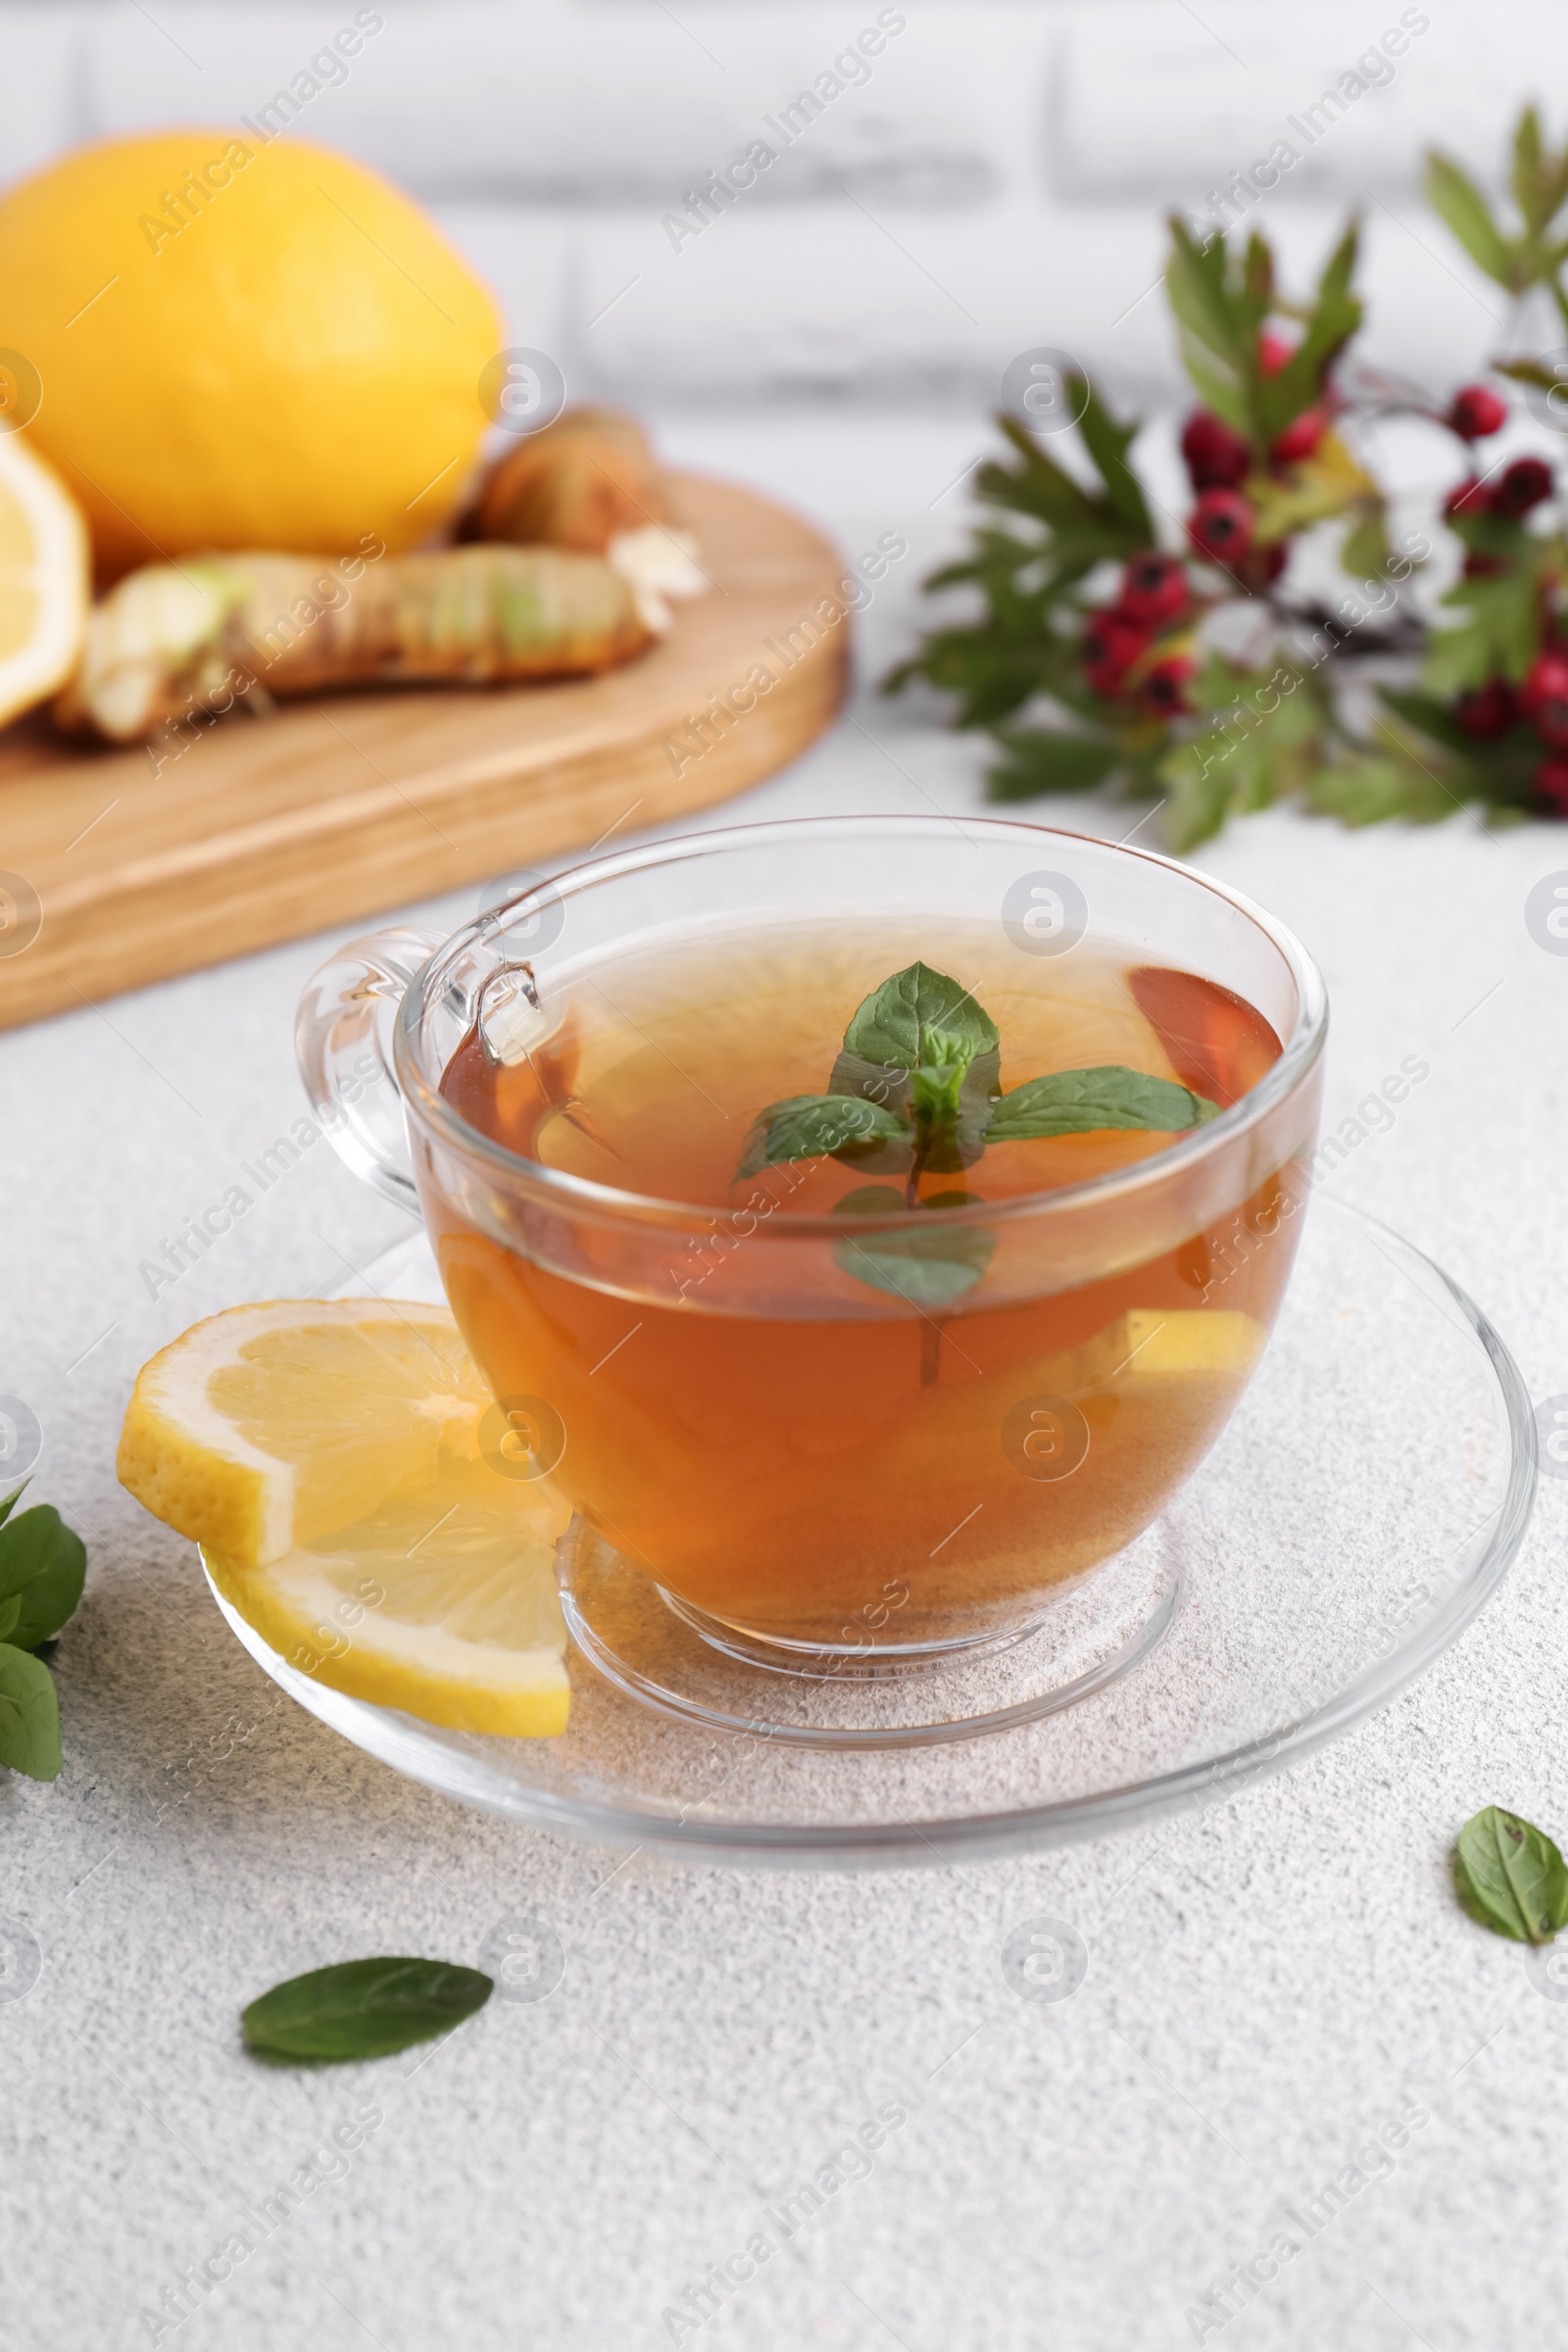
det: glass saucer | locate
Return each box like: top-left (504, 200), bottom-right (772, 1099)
top-left (204, 1199), bottom-right (1535, 1868)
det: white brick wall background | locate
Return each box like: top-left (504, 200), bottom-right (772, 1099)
top-left (1, 1), bottom-right (1558, 690)
top-left (0, 2), bottom-right (1549, 402)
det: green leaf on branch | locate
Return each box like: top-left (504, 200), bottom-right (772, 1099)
top-left (736, 1094), bottom-right (907, 1179)
top-left (1341, 509), bottom-right (1392, 583)
top-left (1453, 1805), bottom-right (1568, 1944)
top-left (987, 1065), bottom-right (1218, 1143)
top-left (243, 1957), bottom-right (494, 2063)
top-left (1423, 152), bottom-right (1516, 285)
top-left (1258, 221), bottom-right (1362, 441)
top-left (0, 1643), bottom-right (62, 1782)
top-left (1156, 658), bottom-right (1328, 851)
top-left (1426, 563), bottom-right (1543, 694)
top-left (1071, 375), bottom-right (1153, 538)
top-left (1164, 215), bottom-right (1253, 434)
top-left (986, 729), bottom-right (1125, 800)
top-left (1305, 748), bottom-right (1457, 828)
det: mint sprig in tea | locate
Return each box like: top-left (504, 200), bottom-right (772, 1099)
top-left (432, 919), bottom-right (1300, 1647)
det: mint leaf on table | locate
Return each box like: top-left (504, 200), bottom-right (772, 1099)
top-left (242, 1957), bottom-right (494, 2064)
top-left (987, 1066), bottom-right (1219, 1144)
top-left (0, 1504), bottom-right (75, 1604)
top-left (1453, 1806), bottom-right (1568, 1944)
top-left (0, 1643), bottom-right (62, 1783)
top-left (831, 1186), bottom-right (996, 1307)
top-left (0, 1490), bottom-right (86, 1782)
top-left (0, 1510), bottom-right (86, 1651)
top-left (737, 1094), bottom-right (906, 1180)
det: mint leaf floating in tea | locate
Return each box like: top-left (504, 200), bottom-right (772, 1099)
top-left (737, 1093), bottom-right (906, 1181)
top-left (735, 959), bottom-right (1223, 1297)
top-left (0, 1489), bottom-right (87, 1783)
top-left (243, 1957), bottom-right (494, 2064)
top-left (832, 1185), bottom-right (997, 1308)
top-left (987, 1065), bottom-right (1221, 1144)
top-left (842, 959), bottom-right (1000, 1069)
top-left (1452, 1806), bottom-right (1568, 1945)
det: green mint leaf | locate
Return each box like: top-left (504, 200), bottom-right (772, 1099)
top-left (0, 1642), bottom-right (62, 1782)
top-left (0, 1597), bottom-right (20, 1642)
top-left (831, 1187), bottom-right (996, 1306)
top-left (0, 1480), bottom-right (30, 1533)
top-left (0, 1505), bottom-right (77, 1605)
top-left (736, 1094), bottom-right (906, 1181)
top-left (8, 1522), bottom-right (85, 1652)
top-left (1453, 1806), bottom-right (1568, 1944)
top-left (909, 1041), bottom-right (976, 1131)
top-left (832, 1043), bottom-right (1001, 1177)
top-left (242, 1957), bottom-right (494, 2064)
top-left (987, 1065), bottom-right (1220, 1143)
top-left (843, 962), bottom-right (999, 1071)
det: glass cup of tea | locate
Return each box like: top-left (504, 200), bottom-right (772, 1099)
top-left (299, 815), bottom-right (1326, 1670)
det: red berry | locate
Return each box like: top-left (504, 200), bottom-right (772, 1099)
top-left (1523, 651), bottom-right (1568, 747)
top-left (1447, 384), bottom-right (1507, 440)
top-left (1082, 606), bottom-right (1149, 699)
top-left (1187, 489), bottom-right (1255, 565)
top-left (1180, 410), bottom-right (1250, 490)
top-left (1445, 475), bottom-right (1488, 520)
top-left (1494, 457), bottom-right (1553, 518)
top-left (1250, 541), bottom-right (1289, 588)
top-left (1270, 407), bottom-right (1327, 466)
top-left (1535, 758), bottom-right (1568, 816)
top-left (1258, 331), bottom-right (1295, 377)
top-left (1117, 552), bottom-right (1189, 627)
top-left (1454, 680), bottom-right (1517, 738)
top-left (1083, 608), bottom-right (1149, 669)
top-left (1139, 654), bottom-right (1196, 717)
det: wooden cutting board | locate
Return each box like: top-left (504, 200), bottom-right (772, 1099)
top-left (0, 472), bottom-right (850, 1031)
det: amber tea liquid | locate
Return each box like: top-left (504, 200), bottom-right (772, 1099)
top-left (428, 920), bottom-right (1302, 1646)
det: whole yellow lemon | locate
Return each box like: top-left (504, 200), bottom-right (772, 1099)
top-left (0, 130), bottom-right (503, 577)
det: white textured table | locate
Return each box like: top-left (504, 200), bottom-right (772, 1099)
top-left (5, 416), bottom-right (1566, 2352)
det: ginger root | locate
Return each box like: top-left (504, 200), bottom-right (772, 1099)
top-left (467, 407), bottom-right (709, 633)
top-left (469, 407), bottom-right (670, 551)
top-left (56, 542), bottom-right (653, 743)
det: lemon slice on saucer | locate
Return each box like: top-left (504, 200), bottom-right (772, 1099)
top-left (0, 426), bottom-right (88, 725)
top-left (206, 1475), bottom-right (570, 1737)
top-left (117, 1298), bottom-right (510, 1566)
top-left (118, 1299), bottom-right (571, 1737)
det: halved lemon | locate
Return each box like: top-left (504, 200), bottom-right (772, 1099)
top-left (0, 426), bottom-right (87, 725)
top-left (118, 1300), bottom-right (572, 1737)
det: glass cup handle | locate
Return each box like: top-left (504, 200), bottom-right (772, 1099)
top-left (295, 926), bottom-right (443, 1214)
